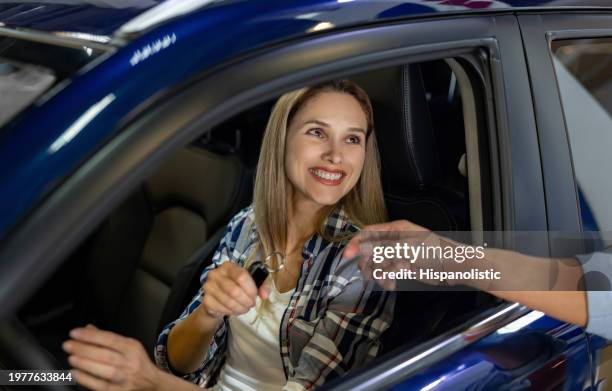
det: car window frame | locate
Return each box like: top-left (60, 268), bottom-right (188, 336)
top-left (519, 14), bottom-right (612, 390)
top-left (518, 12), bottom-right (612, 256)
top-left (0, 13), bottom-right (543, 386)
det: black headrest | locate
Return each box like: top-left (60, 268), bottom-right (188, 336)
top-left (193, 100), bottom-right (272, 167)
top-left (352, 64), bottom-right (440, 194)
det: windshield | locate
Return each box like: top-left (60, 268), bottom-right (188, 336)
top-left (0, 60), bottom-right (56, 127)
top-left (0, 35), bottom-right (104, 128)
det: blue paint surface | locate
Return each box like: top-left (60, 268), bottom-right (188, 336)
top-left (391, 314), bottom-right (591, 390)
top-left (2, 0), bottom-right (611, 238)
top-left (0, 1), bottom-right (609, 37)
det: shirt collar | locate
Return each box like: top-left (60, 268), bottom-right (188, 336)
top-left (246, 204), bottom-right (356, 260)
top-left (302, 206), bottom-right (356, 259)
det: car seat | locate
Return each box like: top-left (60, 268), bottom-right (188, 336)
top-left (73, 126), bottom-right (256, 357)
top-left (351, 63), bottom-right (471, 352)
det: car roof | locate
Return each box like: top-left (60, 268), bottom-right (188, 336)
top-left (1, 0), bottom-right (612, 240)
top-left (1, 0), bottom-right (611, 47)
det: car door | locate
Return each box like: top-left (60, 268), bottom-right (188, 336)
top-left (321, 13), bottom-right (593, 391)
top-left (519, 11), bottom-right (612, 391)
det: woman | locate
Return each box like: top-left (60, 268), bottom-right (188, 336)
top-left (64, 79), bottom-right (395, 390)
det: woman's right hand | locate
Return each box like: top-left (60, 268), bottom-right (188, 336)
top-left (198, 262), bottom-right (267, 319)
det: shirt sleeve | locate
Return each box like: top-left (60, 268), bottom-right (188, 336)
top-left (285, 258), bottom-right (395, 390)
top-left (575, 250), bottom-right (612, 340)
top-left (154, 206), bottom-right (252, 381)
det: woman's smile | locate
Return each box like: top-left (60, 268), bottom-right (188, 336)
top-left (285, 91), bottom-right (367, 209)
top-left (308, 167), bottom-right (346, 185)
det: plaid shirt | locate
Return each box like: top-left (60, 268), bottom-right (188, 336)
top-left (155, 204), bottom-right (395, 390)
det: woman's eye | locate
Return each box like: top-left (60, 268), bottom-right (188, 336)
top-left (347, 135), bottom-right (362, 144)
top-left (307, 128), bottom-right (324, 138)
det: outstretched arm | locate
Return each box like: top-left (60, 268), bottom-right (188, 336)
top-left (343, 220), bottom-right (589, 329)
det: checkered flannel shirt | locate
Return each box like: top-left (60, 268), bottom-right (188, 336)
top-left (154, 204), bottom-right (395, 390)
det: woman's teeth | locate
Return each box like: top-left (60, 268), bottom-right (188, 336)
top-left (311, 169), bottom-right (343, 180)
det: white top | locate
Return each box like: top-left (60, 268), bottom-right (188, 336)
top-left (212, 281), bottom-right (294, 391)
top-left (576, 251), bottom-right (612, 340)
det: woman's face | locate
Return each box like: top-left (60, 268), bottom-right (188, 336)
top-left (285, 91), bottom-right (368, 210)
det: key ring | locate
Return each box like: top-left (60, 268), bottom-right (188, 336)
top-left (264, 251), bottom-right (286, 273)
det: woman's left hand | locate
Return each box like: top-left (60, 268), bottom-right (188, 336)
top-left (63, 324), bottom-right (162, 391)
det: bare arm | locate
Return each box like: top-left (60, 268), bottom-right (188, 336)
top-left (460, 247), bottom-right (588, 327)
top-left (166, 305), bottom-right (222, 374)
top-left (344, 220), bottom-right (589, 328)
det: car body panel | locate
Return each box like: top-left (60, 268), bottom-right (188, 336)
top-left (391, 314), bottom-right (591, 390)
top-left (1, 1), bottom-right (611, 38)
top-left (0, 1), bottom-right (161, 37)
top-left (2, 1), bottom-right (612, 239)
top-left (590, 335), bottom-right (612, 390)
top-left (4, 0), bottom-right (596, 241)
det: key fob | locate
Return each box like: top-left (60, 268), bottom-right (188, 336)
top-left (251, 266), bottom-right (269, 288)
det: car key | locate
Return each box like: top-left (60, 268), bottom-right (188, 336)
top-left (250, 251), bottom-right (285, 288)
top-left (251, 266), bottom-right (269, 288)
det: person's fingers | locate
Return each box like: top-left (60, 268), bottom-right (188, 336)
top-left (345, 220), bottom-right (428, 261)
top-left (225, 264), bottom-right (258, 298)
top-left (203, 279), bottom-right (251, 314)
top-left (69, 327), bottom-right (129, 353)
top-left (359, 220), bottom-right (413, 234)
top-left (343, 232), bottom-right (363, 260)
top-left (359, 254), bottom-right (374, 278)
top-left (71, 369), bottom-right (114, 391)
top-left (62, 340), bottom-right (123, 366)
top-left (218, 278), bottom-right (256, 309)
top-left (68, 354), bottom-right (124, 383)
top-left (258, 283), bottom-right (271, 300)
top-left (359, 222), bottom-right (394, 233)
top-left (202, 289), bottom-right (239, 316)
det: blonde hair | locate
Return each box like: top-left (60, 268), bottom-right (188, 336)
top-left (248, 80), bottom-right (387, 315)
top-left (254, 79), bottom-right (386, 255)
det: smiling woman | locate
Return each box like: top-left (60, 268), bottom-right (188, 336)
top-left (61, 80), bottom-right (395, 391)
top-left (285, 92), bottom-right (368, 208)
top-left (154, 80), bottom-right (393, 391)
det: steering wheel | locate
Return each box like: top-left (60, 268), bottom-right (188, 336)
top-left (0, 316), bottom-right (76, 391)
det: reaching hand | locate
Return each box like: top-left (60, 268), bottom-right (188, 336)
top-left (343, 220), bottom-right (450, 290)
top-left (344, 220), bottom-right (429, 260)
top-left (63, 324), bottom-right (162, 391)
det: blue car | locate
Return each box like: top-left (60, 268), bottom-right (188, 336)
top-left (0, 1), bottom-right (610, 390)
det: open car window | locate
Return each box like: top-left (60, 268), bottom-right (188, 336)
top-left (15, 54), bottom-right (498, 389)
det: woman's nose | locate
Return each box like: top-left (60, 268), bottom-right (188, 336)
top-left (322, 141), bottom-right (343, 164)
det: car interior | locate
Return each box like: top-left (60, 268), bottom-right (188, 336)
top-left (6, 58), bottom-right (500, 387)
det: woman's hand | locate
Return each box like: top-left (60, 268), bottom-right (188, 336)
top-left (63, 324), bottom-right (162, 391)
top-left (198, 261), bottom-right (267, 319)
top-left (164, 262), bottom-right (270, 375)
